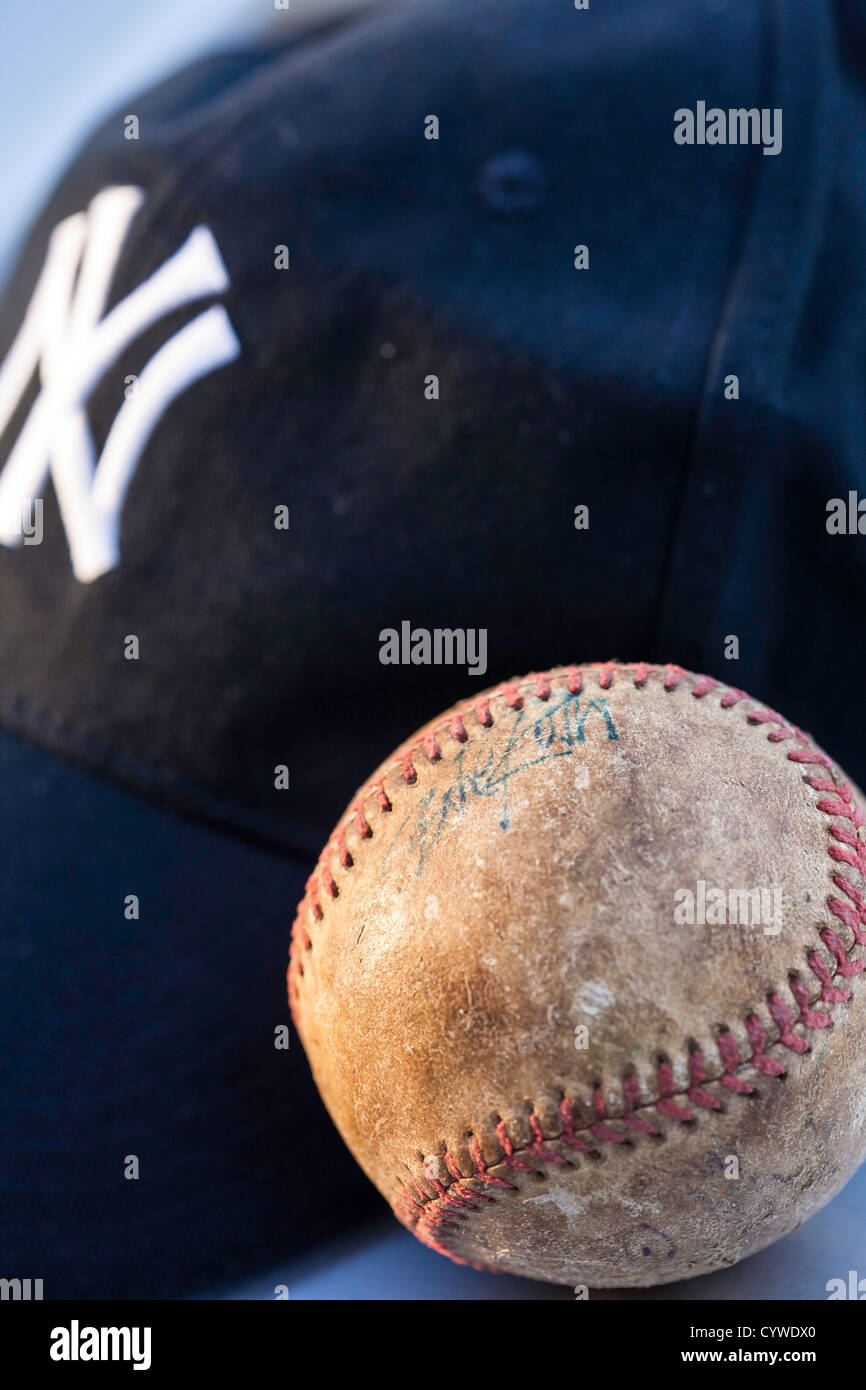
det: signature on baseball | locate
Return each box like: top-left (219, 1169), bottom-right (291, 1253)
top-left (379, 690), bottom-right (618, 877)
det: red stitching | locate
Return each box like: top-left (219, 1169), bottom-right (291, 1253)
top-left (590, 1086), bottom-right (628, 1144)
top-left (466, 1137), bottom-right (515, 1188)
top-left (320, 865), bottom-right (338, 899)
top-left (495, 1119), bottom-right (533, 1171)
top-left (370, 783), bottom-right (391, 813)
top-left (559, 1095), bottom-right (600, 1151)
top-left (687, 1046), bottom-right (723, 1111)
top-left (656, 1060), bottom-right (693, 1122)
top-left (821, 926), bottom-right (865, 978)
top-left (305, 873), bottom-right (322, 920)
top-left (502, 683), bottom-right (523, 711)
top-left (333, 828), bottom-right (352, 868)
top-left (422, 732), bottom-right (441, 761)
top-left (623, 1072), bottom-right (659, 1134)
top-left (287, 662), bottom-right (866, 1250)
top-left (528, 1113), bottom-right (570, 1164)
top-left (717, 1028), bottom-right (754, 1094)
top-left (720, 688), bottom-right (749, 708)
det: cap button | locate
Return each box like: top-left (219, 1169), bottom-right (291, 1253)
top-left (476, 151), bottom-right (547, 214)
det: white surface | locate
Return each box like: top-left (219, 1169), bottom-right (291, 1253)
top-left (215, 1159), bottom-right (866, 1300)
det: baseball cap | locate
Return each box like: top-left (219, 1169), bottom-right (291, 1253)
top-left (1, 0), bottom-right (865, 1297)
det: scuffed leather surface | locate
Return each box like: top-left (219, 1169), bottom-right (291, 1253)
top-left (291, 664), bottom-right (866, 1285)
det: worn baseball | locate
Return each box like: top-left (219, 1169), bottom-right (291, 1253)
top-left (289, 662), bottom-right (866, 1287)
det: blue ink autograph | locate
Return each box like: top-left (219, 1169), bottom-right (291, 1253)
top-left (380, 691), bottom-right (618, 878)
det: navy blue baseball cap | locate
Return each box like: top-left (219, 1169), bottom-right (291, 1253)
top-left (2, 0), bottom-right (866, 1297)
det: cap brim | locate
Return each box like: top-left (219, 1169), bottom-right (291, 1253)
top-left (0, 725), bottom-right (380, 1298)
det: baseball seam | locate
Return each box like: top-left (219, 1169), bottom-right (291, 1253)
top-left (287, 662), bottom-right (866, 1263)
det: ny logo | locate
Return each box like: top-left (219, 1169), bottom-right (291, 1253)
top-left (0, 185), bottom-right (241, 582)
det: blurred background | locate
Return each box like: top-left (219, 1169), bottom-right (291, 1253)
top-left (0, 0), bottom-right (382, 284)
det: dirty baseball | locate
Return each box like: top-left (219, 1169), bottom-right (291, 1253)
top-left (289, 662), bottom-right (866, 1287)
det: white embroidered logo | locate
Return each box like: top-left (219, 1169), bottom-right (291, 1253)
top-left (0, 185), bottom-right (241, 582)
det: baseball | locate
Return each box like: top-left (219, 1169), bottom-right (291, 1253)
top-left (289, 662), bottom-right (866, 1287)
